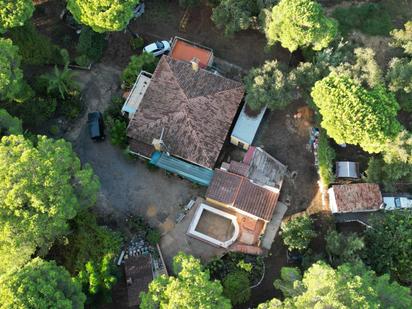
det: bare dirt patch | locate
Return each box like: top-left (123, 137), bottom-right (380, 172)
top-left (253, 101), bottom-right (322, 215)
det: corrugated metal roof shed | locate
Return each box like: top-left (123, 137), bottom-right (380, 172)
top-left (231, 105), bottom-right (266, 146)
top-left (336, 161), bottom-right (360, 178)
top-left (150, 151), bottom-right (214, 186)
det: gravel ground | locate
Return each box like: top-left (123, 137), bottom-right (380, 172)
top-left (67, 64), bottom-right (204, 233)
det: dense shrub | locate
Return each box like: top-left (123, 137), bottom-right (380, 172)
top-left (365, 211), bottom-right (412, 283)
top-left (317, 132), bottom-right (336, 187)
top-left (21, 97), bottom-right (57, 128)
top-left (332, 3), bottom-right (393, 36)
top-left (280, 215), bottom-right (317, 252)
top-left (106, 117), bottom-right (128, 147)
top-left (53, 209), bottom-right (122, 302)
top-left (0, 108), bottom-right (22, 136)
top-left (129, 37), bottom-right (144, 50)
top-left (146, 229), bottom-right (161, 246)
top-left (7, 22), bottom-right (63, 65)
top-left (121, 53), bottom-right (158, 88)
top-left (222, 271), bottom-right (251, 305)
top-left (76, 27), bottom-right (106, 64)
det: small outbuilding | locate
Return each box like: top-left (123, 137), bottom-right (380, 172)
top-left (335, 161), bottom-right (360, 179)
top-left (230, 105), bottom-right (266, 150)
top-left (170, 36), bottom-right (214, 68)
top-left (121, 71), bottom-right (152, 119)
top-left (328, 183), bottom-right (383, 213)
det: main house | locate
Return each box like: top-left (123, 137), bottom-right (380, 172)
top-left (126, 54), bottom-right (244, 170)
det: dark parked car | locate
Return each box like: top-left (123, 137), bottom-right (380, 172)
top-left (87, 112), bottom-right (105, 141)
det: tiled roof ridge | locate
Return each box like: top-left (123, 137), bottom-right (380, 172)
top-left (163, 58), bottom-right (210, 163)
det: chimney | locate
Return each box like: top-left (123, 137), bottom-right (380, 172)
top-left (191, 57), bottom-right (199, 72)
top-left (152, 138), bottom-right (162, 151)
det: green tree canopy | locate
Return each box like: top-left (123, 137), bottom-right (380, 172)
top-left (222, 270), bottom-right (251, 305)
top-left (0, 258), bottom-right (86, 309)
top-left (211, 0), bottom-right (259, 36)
top-left (325, 230), bottom-right (364, 266)
top-left (332, 47), bottom-right (383, 89)
top-left (0, 135), bottom-right (100, 274)
top-left (0, 38), bottom-right (29, 102)
top-left (0, 0), bottom-right (34, 33)
top-left (55, 209), bottom-right (122, 301)
top-left (244, 60), bottom-right (293, 111)
top-left (67, 0), bottom-right (139, 33)
top-left (390, 21), bottom-right (412, 55)
top-left (0, 109), bottom-right (22, 136)
top-left (311, 73), bottom-right (402, 153)
top-left (365, 211), bottom-right (412, 283)
top-left (140, 252), bottom-right (231, 308)
top-left (280, 215), bottom-right (316, 252)
top-left (121, 52), bottom-right (158, 88)
top-left (265, 0), bottom-right (337, 52)
top-left (386, 57), bottom-right (412, 94)
top-left (260, 262), bottom-right (412, 308)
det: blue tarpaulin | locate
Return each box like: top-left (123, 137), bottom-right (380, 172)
top-left (150, 152), bottom-right (214, 186)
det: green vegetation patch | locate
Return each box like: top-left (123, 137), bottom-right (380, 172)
top-left (332, 3), bottom-right (394, 36)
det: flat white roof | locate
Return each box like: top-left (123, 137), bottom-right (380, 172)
top-left (231, 105), bottom-right (266, 145)
top-left (122, 71), bottom-right (152, 117)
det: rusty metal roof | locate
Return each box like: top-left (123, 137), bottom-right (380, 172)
top-left (127, 56), bottom-right (244, 168)
top-left (330, 183), bottom-right (383, 213)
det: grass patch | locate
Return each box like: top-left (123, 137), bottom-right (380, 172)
top-left (332, 3), bottom-right (394, 36)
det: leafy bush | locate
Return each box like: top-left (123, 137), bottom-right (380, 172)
top-left (222, 271), bottom-right (251, 305)
top-left (0, 108), bottom-right (22, 136)
top-left (317, 132), bottom-right (336, 187)
top-left (332, 3), bottom-right (393, 36)
top-left (211, 0), bottom-right (259, 36)
top-left (273, 267), bottom-right (302, 298)
top-left (130, 37), bottom-right (144, 50)
top-left (59, 92), bottom-right (83, 120)
top-left (40, 66), bottom-right (79, 99)
top-left (76, 27), bottom-right (106, 63)
top-left (325, 230), bottom-right (364, 267)
top-left (22, 97), bottom-right (57, 128)
top-left (49, 124), bottom-right (59, 136)
top-left (390, 21), bottom-right (412, 55)
top-left (53, 209), bottom-right (122, 302)
top-left (75, 55), bottom-right (91, 67)
top-left (280, 215), bottom-right (317, 252)
top-left (146, 229), bottom-right (161, 246)
top-left (206, 252), bottom-right (264, 284)
top-left (105, 116), bottom-right (128, 147)
top-left (365, 211), bottom-right (412, 283)
top-left (121, 53), bottom-right (158, 89)
top-left (7, 22), bottom-right (63, 65)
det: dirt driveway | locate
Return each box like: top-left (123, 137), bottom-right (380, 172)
top-left (67, 64), bottom-right (204, 233)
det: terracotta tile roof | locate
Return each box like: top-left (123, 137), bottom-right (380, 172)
top-left (206, 169), bottom-right (279, 221)
top-left (330, 183), bottom-right (383, 213)
top-left (127, 56), bottom-right (244, 168)
top-left (124, 255), bottom-right (153, 307)
top-left (206, 169), bottom-right (242, 204)
top-left (235, 180), bottom-right (279, 220)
